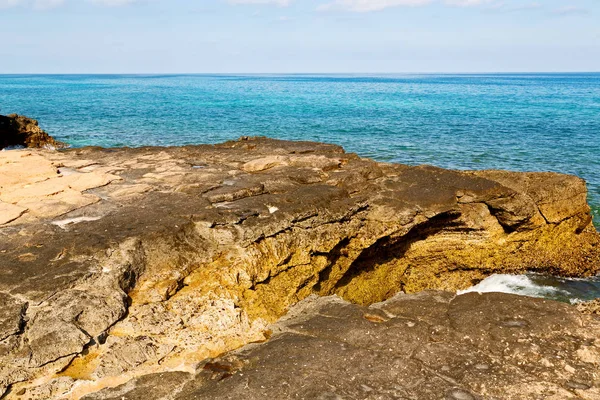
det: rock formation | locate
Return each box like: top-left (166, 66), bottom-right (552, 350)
top-left (83, 291), bottom-right (600, 400)
top-left (578, 299), bottom-right (600, 315)
top-left (0, 136), bottom-right (598, 399)
top-left (0, 114), bottom-right (65, 150)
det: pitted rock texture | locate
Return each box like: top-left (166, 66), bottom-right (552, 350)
top-left (578, 299), bottom-right (600, 315)
top-left (0, 137), bottom-right (599, 399)
top-left (82, 292), bottom-right (600, 400)
top-left (0, 114), bottom-right (65, 150)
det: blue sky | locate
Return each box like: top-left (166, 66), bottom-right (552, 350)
top-left (0, 0), bottom-right (598, 73)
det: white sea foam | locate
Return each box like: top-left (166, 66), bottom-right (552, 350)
top-left (1, 145), bottom-right (25, 151)
top-left (458, 274), bottom-right (568, 299)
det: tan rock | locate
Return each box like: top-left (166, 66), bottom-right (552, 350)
top-left (288, 154), bottom-right (342, 170)
top-left (0, 201), bottom-right (27, 225)
top-left (241, 155), bottom-right (288, 172)
top-left (0, 151), bottom-right (58, 187)
top-left (109, 184), bottom-right (153, 198)
top-left (59, 159), bottom-right (98, 169)
top-left (62, 171), bottom-right (122, 192)
top-left (577, 298), bottom-right (600, 315)
top-left (1, 177), bottom-right (70, 203)
top-left (16, 190), bottom-right (101, 218)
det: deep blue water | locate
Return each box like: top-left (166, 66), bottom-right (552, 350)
top-left (1, 73), bottom-right (600, 300)
top-left (1, 74), bottom-right (599, 223)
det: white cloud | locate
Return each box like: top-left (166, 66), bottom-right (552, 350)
top-left (316, 0), bottom-right (550, 12)
top-left (0, 0), bottom-right (66, 9)
top-left (445, 0), bottom-right (491, 6)
top-left (34, 0), bottom-right (65, 9)
top-left (552, 5), bottom-right (588, 16)
top-left (89, 0), bottom-right (138, 6)
top-left (0, 0), bottom-right (139, 9)
top-left (228, 0), bottom-right (291, 6)
top-left (317, 0), bottom-right (433, 12)
top-left (484, 2), bottom-right (541, 13)
top-left (0, 0), bottom-right (582, 14)
top-left (0, 0), bottom-right (21, 9)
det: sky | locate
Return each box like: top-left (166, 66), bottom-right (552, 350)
top-left (0, 0), bottom-right (598, 73)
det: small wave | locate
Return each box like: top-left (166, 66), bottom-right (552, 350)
top-left (458, 274), bottom-right (569, 298)
top-left (459, 273), bottom-right (600, 303)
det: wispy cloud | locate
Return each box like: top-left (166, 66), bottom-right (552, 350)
top-left (445, 0), bottom-right (493, 7)
top-left (317, 0), bottom-right (433, 13)
top-left (0, 0), bottom-right (142, 9)
top-left (2, 0), bottom-right (590, 15)
top-left (316, 0), bottom-right (552, 13)
top-left (0, 0), bottom-right (22, 9)
top-left (484, 1), bottom-right (542, 13)
top-left (227, 0), bottom-right (291, 6)
top-left (552, 6), bottom-right (588, 16)
top-left (89, 0), bottom-right (139, 6)
top-left (0, 0), bottom-right (65, 9)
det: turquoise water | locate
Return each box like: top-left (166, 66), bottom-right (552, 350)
top-left (1, 73), bottom-right (600, 300)
top-left (1, 74), bottom-right (599, 224)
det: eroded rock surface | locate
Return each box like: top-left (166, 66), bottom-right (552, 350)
top-left (578, 299), bottom-right (600, 316)
top-left (0, 137), bottom-right (599, 399)
top-left (0, 114), bottom-right (65, 150)
top-left (83, 292), bottom-right (600, 400)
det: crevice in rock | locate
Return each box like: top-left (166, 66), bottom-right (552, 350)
top-left (534, 203), bottom-right (551, 226)
top-left (16, 303), bottom-right (29, 338)
top-left (312, 238), bottom-right (352, 293)
top-left (333, 211), bottom-right (462, 297)
top-left (1, 383), bottom-right (19, 400)
top-left (33, 352), bottom-right (81, 370)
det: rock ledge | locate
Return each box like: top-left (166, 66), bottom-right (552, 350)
top-left (0, 136), bottom-right (598, 399)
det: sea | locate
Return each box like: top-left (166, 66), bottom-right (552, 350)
top-left (1, 73), bottom-right (599, 302)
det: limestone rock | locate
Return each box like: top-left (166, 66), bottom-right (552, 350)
top-left (82, 292), bottom-right (600, 400)
top-left (0, 293), bottom-right (26, 342)
top-left (0, 137), bottom-right (598, 399)
top-left (0, 149), bottom-right (121, 225)
top-left (0, 202), bottom-right (26, 225)
top-left (577, 299), bottom-right (600, 315)
top-left (0, 114), bottom-right (65, 150)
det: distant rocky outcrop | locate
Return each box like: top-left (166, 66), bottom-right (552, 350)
top-left (0, 136), bottom-right (599, 399)
top-left (0, 114), bottom-right (65, 149)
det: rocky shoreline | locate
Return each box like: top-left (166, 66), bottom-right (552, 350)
top-left (1, 118), bottom-right (599, 399)
top-left (83, 291), bottom-right (600, 400)
top-left (0, 114), bottom-right (65, 150)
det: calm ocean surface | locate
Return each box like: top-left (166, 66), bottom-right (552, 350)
top-left (1, 73), bottom-right (599, 299)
